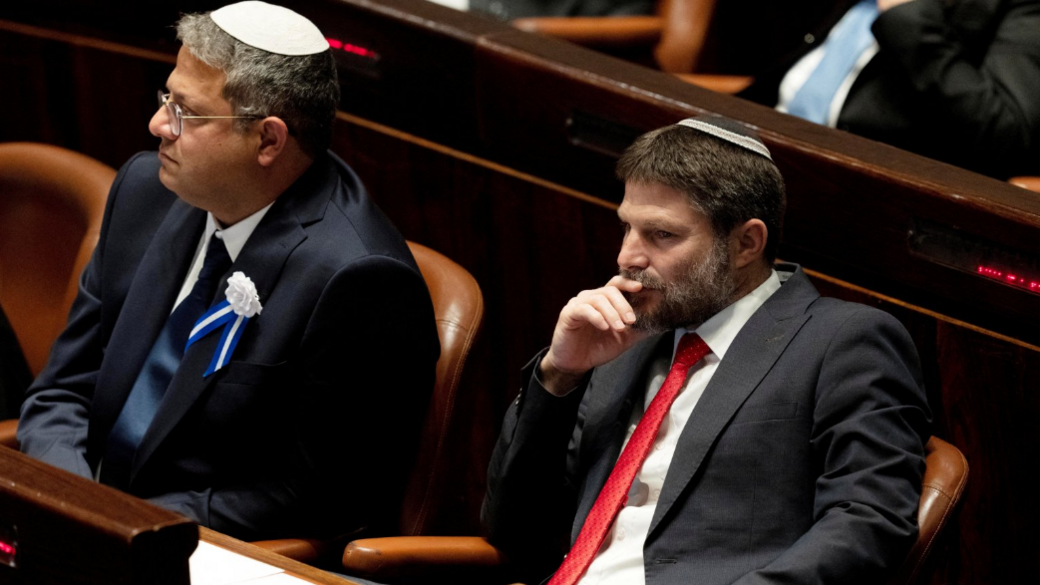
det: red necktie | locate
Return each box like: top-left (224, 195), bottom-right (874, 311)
top-left (548, 333), bottom-right (711, 585)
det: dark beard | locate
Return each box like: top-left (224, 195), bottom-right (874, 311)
top-left (620, 238), bottom-right (736, 335)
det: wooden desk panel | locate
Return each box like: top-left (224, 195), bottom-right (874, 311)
top-left (0, 447), bottom-right (196, 585)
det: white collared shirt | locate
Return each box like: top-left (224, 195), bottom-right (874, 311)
top-left (172, 204), bottom-right (274, 311)
top-left (578, 270), bottom-right (783, 585)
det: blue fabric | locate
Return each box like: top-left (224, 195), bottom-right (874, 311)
top-left (101, 234), bottom-right (231, 488)
top-left (786, 0), bottom-right (878, 125)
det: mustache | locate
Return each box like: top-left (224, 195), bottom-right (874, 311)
top-left (618, 268), bottom-right (666, 291)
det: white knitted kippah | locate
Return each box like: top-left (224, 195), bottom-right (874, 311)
top-left (675, 116), bottom-right (773, 161)
top-left (211, 1), bottom-right (328, 56)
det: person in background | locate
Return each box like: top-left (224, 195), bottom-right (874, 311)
top-left (741, 0), bottom-right (1040, 179)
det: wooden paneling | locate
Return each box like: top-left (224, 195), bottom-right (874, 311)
top-left (0, 447), bottom-right (197, 585)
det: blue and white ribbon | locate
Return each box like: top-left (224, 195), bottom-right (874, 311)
top-left (186, 300), bottom-right (251, 376)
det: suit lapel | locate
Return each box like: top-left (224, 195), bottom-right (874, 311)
top-left (129, 172), bottom-right (320, 482)
top-left (92, 201), bottom-right (206, 436)
top-left (648, 265), bottom-right (818, 537)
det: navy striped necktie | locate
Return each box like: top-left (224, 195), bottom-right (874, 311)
top-left (101, 233), bottom-right (232, 489)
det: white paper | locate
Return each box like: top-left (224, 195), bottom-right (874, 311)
top-left (237, 574), bottom-right (317, 584)
top-left (189, 541), bottom-right (284, 585)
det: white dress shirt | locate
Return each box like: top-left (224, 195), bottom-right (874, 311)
top-left (578, 270), bottom-right (782, 585)
top-left (172, 204), bottom-right (273, 311)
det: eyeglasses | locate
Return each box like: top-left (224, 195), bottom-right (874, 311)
top-left (157, 91), bottom-right (261, 137)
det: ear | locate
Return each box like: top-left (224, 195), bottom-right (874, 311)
top-left (256, 116), bottom-right (290, 167)
top-left (730, 219), bottom-right (768, 269)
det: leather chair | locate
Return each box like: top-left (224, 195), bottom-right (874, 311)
top-left (888, 436), bottom-right (969, 585)
top-left (0, 418), bottom-right (17, 449)
top-left (0, 142), bottom-right (113, 378)
top-left (1010, 176), bottom-right (1040, 193)
top-left (254, 241), bottom-right (486, 567)
top-left (513, 0), bottom-right (710, 71)
top-left (513, 0), bottom-right (752, 94)
top-left (339, 436), bottom-right (968, 585)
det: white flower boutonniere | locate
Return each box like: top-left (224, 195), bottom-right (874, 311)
top-left (225, 271), bottom-right (263, 317)
top-left (186, 271), bottom-right (264, 376)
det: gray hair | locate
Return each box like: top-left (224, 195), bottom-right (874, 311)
top-left (616, 123), bottom-right (787, 262)
top-left (176, 12), bottom-right (340, 156)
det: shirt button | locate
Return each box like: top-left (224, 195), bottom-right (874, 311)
top-left (804, 33), bottom-right (816, 44)
top-left (617, 527), bottom-right (626, 540)
top-left (652, 488), bottom-right (661, 500)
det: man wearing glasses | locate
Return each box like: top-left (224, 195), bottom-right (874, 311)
top-left (18, 1), bottom-right (440, 542)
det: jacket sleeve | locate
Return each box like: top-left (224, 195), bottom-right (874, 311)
top-left (872, 0), bottom-right (1040, 175)
top-left (15, 154), bottom-right (143, 479)
top-left (733, 308), bottom-right (931, 585)
top-left (482, 351), bottom-right (592, 579)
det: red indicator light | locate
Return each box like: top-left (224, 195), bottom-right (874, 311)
top-left (978, 264), bottom-right (1040, 296)
top-left (0, 538), bottom-right (15, 568)
top-left (325, 37), bottom-right (380, 60)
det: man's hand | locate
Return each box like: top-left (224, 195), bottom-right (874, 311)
top-left (540, 275), bottom-right (649, 396)
top-left (878, 0), bottom-right (916, 12)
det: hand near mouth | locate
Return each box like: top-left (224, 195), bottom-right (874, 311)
top-left (540, 275), bottom-right (650, 396)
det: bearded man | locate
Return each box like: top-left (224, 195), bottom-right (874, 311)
top-left (482, 116), bottom-right (931, 585)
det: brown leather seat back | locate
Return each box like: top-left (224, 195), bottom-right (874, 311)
top-left (890, 436), bottom-right (969, 585)
top-left (400, 241), bottom-right (484, 535)
top-left (0, 143), bottom-right (113, 376)
top-left (1009, 176), bottom-right (1040, 193)
top-left (655, 0), bottom-right (716, 73)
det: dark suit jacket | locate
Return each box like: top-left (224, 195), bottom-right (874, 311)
top-left (18, 151), bottom-right (440, 541)
top-left (741, 0), bottom-right (1040, 179)
top-left (483, 265), bottom-right (930, 584)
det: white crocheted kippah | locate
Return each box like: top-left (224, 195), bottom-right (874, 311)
top-left (675, 116), bottom-right (773, 161)
top-left (211, 1), bottom-right (328, 56)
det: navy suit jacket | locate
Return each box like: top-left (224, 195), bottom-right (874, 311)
top-left (19, 151), bottom-right (440, 541)
top-left (483, 265), bottom-right (930, 584)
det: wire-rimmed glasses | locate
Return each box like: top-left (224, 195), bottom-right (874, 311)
top-left (157, 91), bottom-right (261, 137)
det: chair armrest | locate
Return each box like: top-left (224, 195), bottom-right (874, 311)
top-left (0, 419), bottom-right (18, 449)
top-left (252, 538), bottom-right (326, 565)
top-left (342, 536), bottom-right (508, 580)
top-left (1009, 176), bottom-right (1040, 193)
top-left (674, 73), bottom-right (754, 95)
top-left (253, 529), bottom-right (365, 567)
top-left (513, 16), bottom-right (664, 49)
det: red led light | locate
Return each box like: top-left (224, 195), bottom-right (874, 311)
top-left (325, 37), bottom-right (379, 60)
top-left (0, 541), bottom-right (13, 555)
top-left (978, 264), bottom-right (1040, 296)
